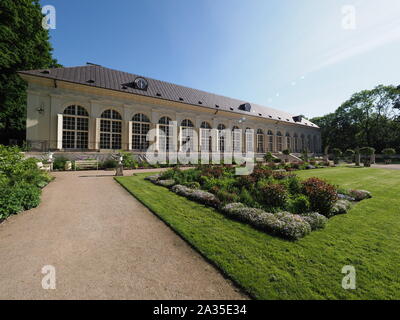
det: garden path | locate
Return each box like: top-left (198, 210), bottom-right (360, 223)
top-left (0, 169), bottom-right (246, 299)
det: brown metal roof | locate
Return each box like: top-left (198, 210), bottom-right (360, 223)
top-left (18, 64), bottom-right (319, 128)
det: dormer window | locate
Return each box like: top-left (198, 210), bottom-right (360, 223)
top-left (239, 103), bottom-right (251, 112)
top-left (292, 115), bottom-right (303, 122)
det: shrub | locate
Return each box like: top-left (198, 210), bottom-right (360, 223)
top-left (251, 166), bottom-right (272, 180)
top-left (0, 183), bottom-right (41, 218)
top-left (53, 156), bottom-right (68, 170)
top-left (330, 199), bottom-right (352, 216)
top-left (272, 171), bottom-right (287, 180)
top-left (102, 159), bottom-right (117, 169)
top-left (183, 181), bottom-right (200, 189)
top-left (216, 189), bottom-right (240, 204)
top-left (264, 152), bottom-right (274, 162)
top-left (348, 189), bottom-right (372, 201)
top-left (122, 152), bottom-right (137, 168)
top-left (239, 187), bottom-right (257, 207)
top-left (275, 212), bottom-right (312, 240)
top-left (287, 194), bottom-right (310, 214)
top-left (301, 212), bottom-right (327, 230)
top-left (286, 175), bottom-right (302, 194)
top-left (156, 179), bottom-right (176, 187)
top-left (332, 148), bottom-right (342, 164)
top-left (221, 204), bottom-right (311, 240)
top-left (144, 174), bottom-right (161, 182)
top-left (260, 183), bottom-right (288, 208)
top-left (171, 184), bottom-right (193, 197)
top-left (301, 177), bottom-right (338, 216)
top-left (189, 189), bottom-right (221, 208)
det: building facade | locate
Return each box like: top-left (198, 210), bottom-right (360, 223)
top-left (18, 64), bottom-right (321, 157)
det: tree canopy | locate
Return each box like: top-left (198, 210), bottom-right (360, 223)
top-left (0, 0), bottom-right (60, 144)
top-left (311, 85), bottom-right (400, 153)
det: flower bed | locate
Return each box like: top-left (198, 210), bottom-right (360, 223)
top-left (146, 165), bottom-right (371, 240)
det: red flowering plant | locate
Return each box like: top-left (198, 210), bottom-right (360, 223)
top-left (301, 177), bottom-right (338, 216)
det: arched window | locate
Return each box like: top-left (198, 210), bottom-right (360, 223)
top-left (276, 131), bottom-right (283, 152)
top-left (217, 124), bottom-right (226, 152)
top-left (132, 113), bottom-right (150, 151)
top-left (100, 109), bottom-right (122, 149)
top-left (200, 121), bottom-right (212, 152)
top-left (285, 133), bottom-right (291, 151)
top-left (180, 119), bottom-right (194, 152)
top-left (293, 134), bottom-right (299, 152)
top-left (256, 129), bottom-right (264, 153)
top-left (232, 126), bottom-right (241, 153)
top-left (301, 134), bottom-right (305, 152)
top-left (267, 130), bottom-right (274, 152)
top-left (62, 105), bottom-right (89, 149)
top-left (158, 116), bottom-right (172, 151)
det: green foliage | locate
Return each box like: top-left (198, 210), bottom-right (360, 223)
top-left (286, 175), bottom-right (302, 194)
top-left (0, 0), bottom-right (61, 144)
top-left (121, 152), bottom-right (138, 168)
top-left (310, 85), bottom-right (400, 153)
top-left (301, 177), bottom-right (338, 216)
top-left (382, 148), bottom-right (396, 155)
top-left (101, 159), bottom-right (117, 169)
top-left (282, 149), bottom-right (290, 155)
top-left (0, 145), bottom-right (47, 218)
top-left (264, 152), bottom-right (274, 162)
top-left (53, 156), bottom-right (68, 170)
top-left (259, 183), bottom-right (288, 208)
top-left (287, 194), bottom-right (310, 214)
top-left (359, 147), bottom-right (375, 156)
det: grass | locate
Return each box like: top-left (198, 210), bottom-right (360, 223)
top-left (115, 167), bottom-right (400, 300)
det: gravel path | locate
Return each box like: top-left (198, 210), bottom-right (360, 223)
top-left (0, 170), bottom-right (246, 300)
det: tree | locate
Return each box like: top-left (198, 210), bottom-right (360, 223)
top-left (311, 85), bottom-right (400, 152)
top-left (382, 148), bottom-right (396, 164)
top-left (359, 147), bottom-right (375, 167)
top-left (331, 148), bottom-right (342, 165)
top-left (0, 0), bottom-right (61, 145)
top-left (344, 149), bottom-right (355, 163)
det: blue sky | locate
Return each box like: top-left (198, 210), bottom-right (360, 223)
top-left (42, 0), bottom-right (400, 118)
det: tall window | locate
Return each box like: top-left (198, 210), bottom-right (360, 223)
top-left (217, 124), bottom-right (226, 152)
top-left (286, 133), bottom-right (291, 151)
top-left (132, 113), bottom-right (150, 151)
top-left (62, 105), bottom-right (89, 149)
top-left (158, 116), bottom-right (172, 151)
top-left (313, 136), bottom-right (318, 153)
top-left (307, 135), bottom-right (312, 152)
top-left (267, 130), bottom-right (274, 152)
top-left (245, 128), bottom-right (254, 152)
top-left (180, 119), bottom-right (194, 152)
top-left (293, 134), bottom-right (299, 152)
top-left (301, 134), bottom-right (305, 152)
top-left (277, 131), bottom-right (283, 152)
top-left (100, 109), bottom-right (122, 149)
top-left (200, 121), bottom-right (212, 152)
top-left (232, 126), bottom-right (241, 153)
top-left (256, 129), bottom-right (264, 153)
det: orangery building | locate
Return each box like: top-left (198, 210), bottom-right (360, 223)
top-left (18, 64), bottom-right (321, 158)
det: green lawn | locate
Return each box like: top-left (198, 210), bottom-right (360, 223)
top-left (115, 167), bottom-right (400, 300)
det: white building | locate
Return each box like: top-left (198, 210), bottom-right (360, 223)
top-left (18, 64), bottom-right (321, 158)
